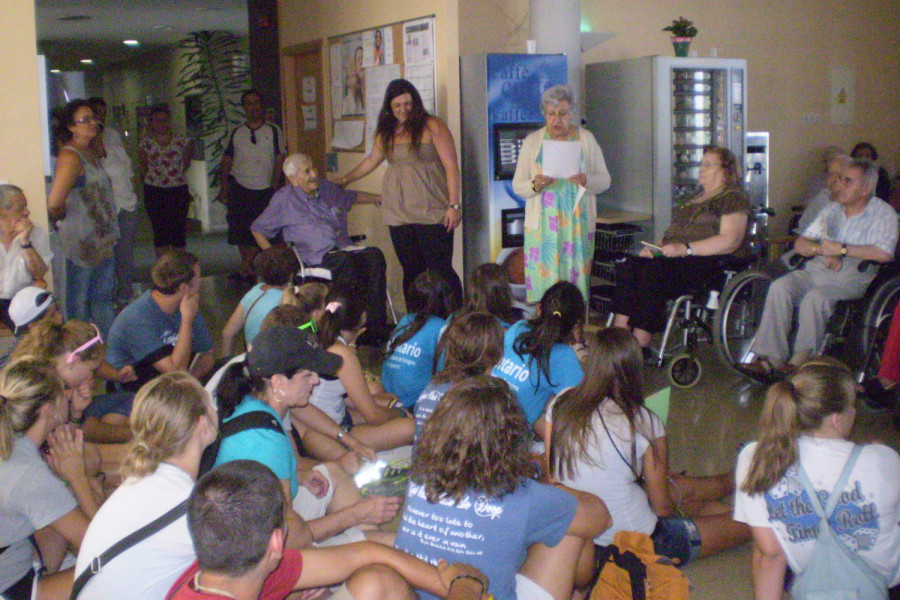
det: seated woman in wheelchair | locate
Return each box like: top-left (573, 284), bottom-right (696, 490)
top-left (612, 146), bottom-right (750, 355)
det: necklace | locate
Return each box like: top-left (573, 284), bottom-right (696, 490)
top-left (193, 572), bottom-right (239, 599)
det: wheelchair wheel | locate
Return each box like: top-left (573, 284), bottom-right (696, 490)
top-left (712, 269), bottom-right (773, 373)
top-left (668, 353), bottom-right (702, 388)
top-left (859, 275), bottom-right (900, 378)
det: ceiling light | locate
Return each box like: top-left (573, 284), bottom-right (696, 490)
top-left (50, 69), bottom-right (61, 74)
top-left (123, 40), bottom-right (140, 47)
top-left (80, 59), bottom-right (94, 65)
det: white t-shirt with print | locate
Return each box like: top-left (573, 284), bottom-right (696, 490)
top-left (734, 437), bottom-right (900, 586)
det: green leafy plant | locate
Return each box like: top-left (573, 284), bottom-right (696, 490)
top-left (176, 31), bottom-right (251, 187)
top-left (663, 17), bottom-right (698, 39)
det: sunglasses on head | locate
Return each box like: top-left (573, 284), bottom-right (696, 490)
top-left (66, 324), bottom-right (103, 365)
top-left (299, 320), bottom-right (317, 333)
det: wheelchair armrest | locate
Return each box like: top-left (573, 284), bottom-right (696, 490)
top-left (787, 253), bottom-right (810, 270)
top-left (858, 260), bottom-right (881, 273)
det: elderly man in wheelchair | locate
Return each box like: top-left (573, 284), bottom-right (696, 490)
top-left (251, 152), bottom-right (391, 346)
top-left (740, 158), bottom-right (898, 381)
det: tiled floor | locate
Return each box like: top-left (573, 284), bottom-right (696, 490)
top-left (142, 233), bottom-right (900, 600)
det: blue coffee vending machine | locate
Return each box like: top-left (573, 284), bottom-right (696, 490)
top-left (460, 53), bottom-right (567, 289)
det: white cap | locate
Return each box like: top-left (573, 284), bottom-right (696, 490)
top-left (9, 286), bottom-right (54, 334)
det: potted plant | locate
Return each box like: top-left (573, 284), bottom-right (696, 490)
top-left (663, 17), bottom-right (698, 57)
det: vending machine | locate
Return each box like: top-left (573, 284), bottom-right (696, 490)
top-left (584, 56), bottom-right (747, 241)
top-left (460, 53), bottom-right (567, 280)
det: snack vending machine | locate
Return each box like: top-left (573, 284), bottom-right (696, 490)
top-left (460, 53), bottom-right (567, 282)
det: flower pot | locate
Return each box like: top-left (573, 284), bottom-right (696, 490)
top-left (672, 36), bottom-right (692, 57)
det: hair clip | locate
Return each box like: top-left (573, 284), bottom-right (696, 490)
top-left (325, 301), bottom-right (342, 314)
top-left (552, 310), bottom-right (562, 318)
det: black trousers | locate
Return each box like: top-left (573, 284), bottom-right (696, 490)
top-left (321, 247), bottom-right (388, 328)
top-left (143, 184), bottom-right (190, 248)
top-left (612, 255), bottom-right (726, 333)
top-left (388, 223), bottom-right (462, 307)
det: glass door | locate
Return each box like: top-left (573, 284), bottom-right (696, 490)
top-left (671, 68), bottom-right (727, 204)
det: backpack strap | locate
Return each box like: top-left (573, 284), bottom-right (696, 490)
top-left (69, 499), bottom-right (188, 600)
top-left (220, 410), bottom-right (285, 439)
top-left (594, 544), bottom-right (648, 600)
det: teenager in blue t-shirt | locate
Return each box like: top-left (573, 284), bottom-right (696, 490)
top-left (492, 281), bottom-right (584, 425)
top-left (382, 270), bottom-right (460, 408)
top-left (395, 375), bottom-right (610, 600)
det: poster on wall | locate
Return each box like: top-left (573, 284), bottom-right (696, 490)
top-left (365, 64), bottom-right (403, 153)
top-left (829, 64), bottom-right (855, 125)
top-left (341, 32), bottom-right (366, 116)
top-left (403, 17), bottom-right (436, 114)
top-left (330, 45), bottom-right (343, 118)
top-left (365, 27), bottom-right (394, 66)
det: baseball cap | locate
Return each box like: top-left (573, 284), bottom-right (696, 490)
top-left (9, 287), bottom-right (55, 335)
top-left (247, 326), bottom-right (342, 378)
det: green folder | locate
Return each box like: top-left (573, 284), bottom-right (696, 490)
top-left (644, 386), bottom-right (671, 425)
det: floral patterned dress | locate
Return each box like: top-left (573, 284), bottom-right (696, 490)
top-left (524, 130), bottom-right (592, 302)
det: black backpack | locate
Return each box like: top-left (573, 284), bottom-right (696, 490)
top-left (198, 410), bottom-right (285, 476)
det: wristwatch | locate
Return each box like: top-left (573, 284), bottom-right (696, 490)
top-left (841, 244), bottom-right (848, 256)
top-left (685, 243), bottom-right (694, 256)
top-left (449, 204), bottom-right (461, 211)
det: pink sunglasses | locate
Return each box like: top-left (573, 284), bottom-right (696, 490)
top-left (66, 324), bottom-right (103, 364)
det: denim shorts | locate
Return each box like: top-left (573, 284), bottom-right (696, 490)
top-left (650, 516), bottom-right (702, 566)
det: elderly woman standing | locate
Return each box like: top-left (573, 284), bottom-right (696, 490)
top-left (0, 184), bottom-right (52, 331)
top-left (47, 99), bottom-right (119, 336)
top-left (512, 85), bottom-right (611, 303)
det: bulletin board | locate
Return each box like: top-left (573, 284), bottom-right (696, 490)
top-left (328, 16), bottom-right (436, 154)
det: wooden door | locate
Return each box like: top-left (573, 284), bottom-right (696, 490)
top-left (281, 40), bottom-right (326, 175)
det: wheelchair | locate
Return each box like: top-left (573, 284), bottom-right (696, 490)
top-left (712, 256), bottom-right (900, 386)
top-left (636, 206), bottom-right (773, 388)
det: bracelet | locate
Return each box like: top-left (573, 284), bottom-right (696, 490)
top-left (69, 413), bottom-right (86, 425)
top-left (450, 574), bottom-right (485, 595)
top-left (335, 430), bottom-right (345, 442)
top-left (20, 242), bottom-right (33, 249)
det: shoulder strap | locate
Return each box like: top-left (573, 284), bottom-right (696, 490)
top-left (241, 288), bottom-right (270, 328)
top-left (270, 123), bottom-right (280, 157)
top-left (220, 410), bottom-right (285, 439)
top-left (597, 406), bottom-right (643, 483)
top-left (70, 499), bottom-right (188, 600)
top-left (796, 445), bottom-right (863, 520)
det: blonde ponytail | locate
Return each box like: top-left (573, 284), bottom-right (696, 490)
top-left (741, 358), bottom-right (855, 494)
top-left (121, 372), bottom-right (209, 478)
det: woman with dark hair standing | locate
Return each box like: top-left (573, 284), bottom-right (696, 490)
top-left (338, 78), bottom-right (462, 303)
top-left (546, 327), bottom-right (750, 566)
top-left (138, 105), bottom-right (193, 257)
top-left (395, 375), bottom-right (610, 600)
top-left (47, 99), bottom-right (119, 336)
top-left (492, 281), bottom-right (584, 426)
top-left (735, 359), bottom-right (900, 598)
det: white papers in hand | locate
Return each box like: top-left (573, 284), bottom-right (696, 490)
top-left (541, 140), bottom-right (582, 179)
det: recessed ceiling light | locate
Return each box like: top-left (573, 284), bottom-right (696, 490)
top-left (80, 59), bottom-right (94, 65)
top-left (123, 40), bottom-right (140, 47)
top-left (50, 69), bottom-right (61, 74)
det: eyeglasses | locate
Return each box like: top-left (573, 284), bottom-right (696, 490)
top-left (299, 320), bottom-right (317, 334)
top-left (66, 324), bottom-right (103, 364)
top-left (73, 117), bottom-right (97, 125)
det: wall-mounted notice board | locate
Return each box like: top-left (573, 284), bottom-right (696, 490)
top-left (328, 16), bottom-right (435, 153)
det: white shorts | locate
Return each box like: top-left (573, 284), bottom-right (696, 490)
top-left (516, 574), bottom-right (554, 600)
top-left (292, 464), bottom-right (366, 548)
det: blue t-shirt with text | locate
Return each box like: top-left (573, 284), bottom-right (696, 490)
top-left (381, 314), bottom-right (445, 408)
top-left (491, 320), bottom-right (583, 424)
top-left (395, 478), bottom-right (577, 600)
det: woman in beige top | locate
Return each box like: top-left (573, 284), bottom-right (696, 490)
top-left (339, 79), bottom-right (462, 304)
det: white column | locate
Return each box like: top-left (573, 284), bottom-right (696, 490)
top-left (530, 0), bottom-right (582, 121)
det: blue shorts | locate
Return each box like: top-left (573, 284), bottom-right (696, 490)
top-left (650, 516), bottom-right (702, 566)
top-left (83, 390), bottom-right (134, 420)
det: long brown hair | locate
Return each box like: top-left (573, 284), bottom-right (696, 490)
top-left (412, 375), bottom-right (532, 502)
top-left (376, 79), bottom-right (428, 155)
top-left (740, 358), bottom-right (855, 495)
top-left (457, 263), bottom-right (517, 325)
top-left (433, 312), bottom-right (504, 384)
top-left (550, 327), bottom-right (645, 480)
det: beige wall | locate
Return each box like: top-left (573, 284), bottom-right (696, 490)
top-left (0, 0), bottom-right (49, 231)
top-left (459, 0), bottom-right (900, 232)
top-left (278, 0), bottom-right (461, 312)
